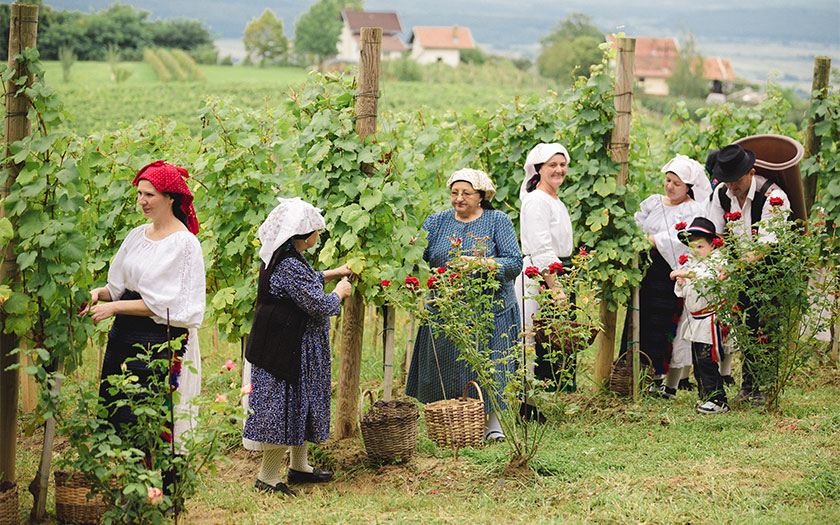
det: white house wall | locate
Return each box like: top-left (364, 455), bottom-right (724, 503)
top-left (411, 46), bottom-right (460, 67)
top-left (336, 24), bottom-right (358, 61)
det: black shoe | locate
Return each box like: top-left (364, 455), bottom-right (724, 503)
top-left (287, 467), bottom-right (334, 484)
top-left (658, 386), bottom-right (677, 400)
top-left (678, 378), bottom-right (694, 391)
top-left (254, 479), bottom-right (297, 496)
top-left (721, 375), bottom-right (735, 386)
top-left (518, 403), bottom-right (547, 424)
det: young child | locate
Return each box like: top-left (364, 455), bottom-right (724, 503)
top-left (670, 217), bottom-right (729, 414)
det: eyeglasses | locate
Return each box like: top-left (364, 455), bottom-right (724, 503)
top-left (450, 191), bottom-right (478, 198)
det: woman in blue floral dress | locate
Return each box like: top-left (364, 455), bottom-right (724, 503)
top-left (406, 169), bottom-right (523, 442)
top-left (242, 198), bottom-right (352, 496)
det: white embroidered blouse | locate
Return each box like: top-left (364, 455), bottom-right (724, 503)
top-left (635, 195), bottom-right (706, 270)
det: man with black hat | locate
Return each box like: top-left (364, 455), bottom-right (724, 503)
top-left (706, 144), bottom-right (791, 406)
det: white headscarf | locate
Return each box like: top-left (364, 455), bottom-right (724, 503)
top-left (257, 197), bottom-right (326, 265)
top-left (446, 168), bottom-right (496, 200)
top-left (520, 143), bottom-right (570, 201)
top-left (660, 154), bottom-right (712, 203)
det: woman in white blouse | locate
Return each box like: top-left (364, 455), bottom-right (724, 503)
top-left (626, 155), bottom-right (711, 397)
top-left (80, 161), bottom-right (205, 496)
top-left (515, 143), bottom-right (575, 409)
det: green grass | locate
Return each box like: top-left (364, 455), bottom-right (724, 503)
top-left (12, 308), bottom-right (840, 524)
top-left (35, 61), bottom-right (545, 136)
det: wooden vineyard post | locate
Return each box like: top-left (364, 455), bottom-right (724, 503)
top-left (335, 27), bottom-right (382, 439)
top-left (382, 305), bottom-right (396, 401)
top-left (630, 257), bottom-right (641, 400)
top-left (594, 37), bottom-right (635, 388)
top-left (802, 56), bottom-right (831, 215)
top-left (1, 2), bottom-right (38, 486)
top-left (400, 313), bottom-right (416, 386)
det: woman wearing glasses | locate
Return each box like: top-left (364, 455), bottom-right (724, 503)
top-left (405, 168), bottom-right (523, 442)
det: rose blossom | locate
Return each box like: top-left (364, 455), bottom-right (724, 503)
top-left (678, 254), bottom-right (689, 265)
top-left (427, 276), bottom-right (439, 289)
top-left (240, 383), bottom-right (253, 395)
top-left (712, 238), bottom-right (724, 248)
top-left (674, 222), bottom-right (687, 230)
top-left (436, 267), bottom-right (447, 274)
top-left (404, 276), bottom-right (420, 290)
top-left (224, 359), bottom-right (236, 371)
top-left (524, 266), bottom-right (540, 278)
top-left (380, 279), bottom-right (391, 287)
top-left (215, 394), bottom-right (228, 403)
top-left (548, 262), bottom-right (564, 275)
top-left (769, 197), bottom-right (784, 207)
top-left (147, 487), bottom-right (163, 506)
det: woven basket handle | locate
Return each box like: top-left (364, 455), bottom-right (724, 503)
top-left (358, 389), bottom-right (376, 421)
top-left (461, 380), bottom-right (484, 402)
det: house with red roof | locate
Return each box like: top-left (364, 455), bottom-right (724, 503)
top-left (408, 26), bottom-right (475, 67)
top-left (336, 9), bottom-right (407, 62)
top-left (608, 36), bottom-right (737, 96)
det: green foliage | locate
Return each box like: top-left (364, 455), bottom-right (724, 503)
top-left (459, 48), bottom-right (487, 65)
top-left (243, 8), bottom-right (289, 66)
top-left (537, 12), bottom-right (605, 84)
top-left (287, 72), bottom-right (428, 300)
top-left (381, 56), bottom-right (423, 82)
top-left (57, 340), bottom-right (243, 523)
top-left (808, 87), bottom-right (840, 226)
top-left (695, 211), bottom-right (838, 411)
top-left (9, 3), bottom-right (214, 61)
top-left (293, 0), bottom-right (362, 65)
top-left (667, 32), bottom-right (707, 98)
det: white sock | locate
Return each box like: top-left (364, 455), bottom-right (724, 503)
top-left (290, 444), bottom-right (313, 473)
top-left (664, 367), bottom-right (683, 389)
top-left (258, 446), bottom-right (287, 486)
top-left (485, 411), bottom-right (503, 437)
top-left (719, 353), bottom-right (733, 376)
top-left (680, 367), bottom-right (691, 379)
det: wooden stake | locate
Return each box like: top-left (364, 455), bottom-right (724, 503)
top-left (382, 305), bottom-right (396, 401)
top-left (630, 256), bottom-right (641, 401)
top-left (803, 56), bottom-right (831, 214)
top-left (0, 1), bottom-right (39, 485)
top-left (595, 37), bottom-right (635, 387)
top-left (400, 313), bottom-right (416, 386)
top-left (334, 27), bottom-right (382, 439)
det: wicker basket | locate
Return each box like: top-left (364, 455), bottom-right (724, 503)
top-left (359, 390), bottom-right (419, 463)
top-left (0, 481), bottom-right (17, 525)
top-left (424, 380), bottom-right (484, 449)
top-left (609, 351), bottom-right (653, 396)
top-left (55, 471), bottom-right (110, 524)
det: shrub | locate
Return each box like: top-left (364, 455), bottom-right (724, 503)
top-left (143, 48), bottom-right (172, 82)
top-left (155, 48), bottom-right (189, 81)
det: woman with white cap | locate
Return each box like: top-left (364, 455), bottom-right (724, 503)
top-left (514, 144), bottom-right (576, 419)
top-left (242, 197), bottom-right (353, 496)
top-left (626, 155), bottom-right (712, 398)
top-left (405, 168), bottom-right (523, 442)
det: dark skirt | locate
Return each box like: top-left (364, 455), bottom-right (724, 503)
top-left (98, 291), bottom-right (186, 432)
top-left (622, 249), bottom-right (682, 375)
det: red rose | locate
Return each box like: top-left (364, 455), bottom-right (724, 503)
top-left (678, 254), bottom-right (689, 265)
top-left (448, 272), bottom-right (460, 282)
top-left (675, 222), bottom-right (687, 230)
top-left (579, 246), bottom-right (588, 256)
top-left (548, 262), bottom-right (564, 275)
top-left (380, 279), bottom-right (391, 287)
top-left (724, 212), bottom-right (742, 222)
top-left (712, 238), bottom-right (724, 248)
top-left (524, 266), bottom-right (540, 278)
top-left (732, 305), bottom-right (742, 312)
top-left (426, 276), bottom-right (439, 289)
top-left (769, 197), bottom-right (784, 207)
top-left (450, 237), bottom-right (462, 247)
top-left (436, 267), bottom-right (447, 274)
top-left (404, 276), bottom-right (420, 290)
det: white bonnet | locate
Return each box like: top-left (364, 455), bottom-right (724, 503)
top-left (520, 143), bottom-right (570, 201)
top-left (446, 168), bottom-right (496, 201)
top-left (257, 197), bottom-right (326, 265)
top-left (660, 154), bottom-right (712, 203)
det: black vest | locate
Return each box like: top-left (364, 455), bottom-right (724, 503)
top-left (714, 178), bottom-right (775, 235)
top-left (244, 247), bottom-right (309, 385)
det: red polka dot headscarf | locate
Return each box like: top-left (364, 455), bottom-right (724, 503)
top-left (132, 161), bottom-right (199, 235)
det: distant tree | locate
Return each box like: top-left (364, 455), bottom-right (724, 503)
top-left (667, 32), bottom-right (708, 98)
top-left (243, 8), bottom-right (289, 66)
top-left (512, 57), bottom-right (532, 72)
top-left (537, 12), bottom-right (604, 83)
top-left (294, 0), bottom-right (363, 65)
top-left (460, 48), bottom-right (487, 65)
top-left (151, 18), bottom-right (215, 52)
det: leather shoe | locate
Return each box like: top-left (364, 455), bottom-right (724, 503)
top-left (287, 467), bottom-right (334, 484)
top-left (254, 479), bottom-right (297, 497)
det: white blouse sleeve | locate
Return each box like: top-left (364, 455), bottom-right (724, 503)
top-left (105, 226), bottom-right (143, 302)
top-left (634, 195), bottom-right (659, 233)
top-left (139, 233), bottom-right (206, 329)
top-left (521, 194), bottom-right (564, 269)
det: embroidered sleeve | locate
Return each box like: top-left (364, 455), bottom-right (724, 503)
top-left (490, 211), bottom-right (523, 282)
top-left (274, 257), bottom-right (341, 318)
top-left (141, 233), bottom-right (206, 329)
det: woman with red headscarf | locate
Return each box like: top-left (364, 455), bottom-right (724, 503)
top-left (80, 161), bottom-right (205, 497)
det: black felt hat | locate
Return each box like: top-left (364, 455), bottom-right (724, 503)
top-left (679, 217), bottom-right (719, 245)
top-left (712, 144), bottom-right (755, 183)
